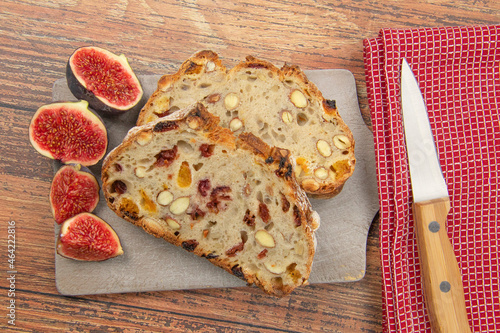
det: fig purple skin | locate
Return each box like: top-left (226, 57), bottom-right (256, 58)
top-left (50, 164), bottom-right (100, 224)
top-left (29, 100), bottom-right (108, 166)
top-left (66, 46), bottom-right (145, 115)
top-left (57, 212), bottom-right (123, 261)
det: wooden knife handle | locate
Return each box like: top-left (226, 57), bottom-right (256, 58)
top-left (413, 197), bottom-right (471, 333)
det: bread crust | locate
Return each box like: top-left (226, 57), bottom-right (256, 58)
top-left (136, 50), bottom-right (355, 199)
top-left (102, 103), bottom-right (316, 297)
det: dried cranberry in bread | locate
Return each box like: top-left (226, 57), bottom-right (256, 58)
top-left (102, 103), bottom-right (319, 297)
top-left (137, 50), bottom-right (355, 198)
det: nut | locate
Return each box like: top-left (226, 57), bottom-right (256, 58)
top-left (280, 110), bottom-right (293, 124)
top-left (134, 166), bottom-right (147, 178)
top-left (169, 197), bottom-right (190, 215)
top-left (258, 73), bottom-right (268, 82)
top-left (255, 230), bottom-right (275, 248)
top-left (290, 90), bottom-right (307, 108)
top-left (294, 243), bottom-right (304, 256)
top-left (166, 218), bottom-right (180, 230)
top-left (301, 178), bottom-right (320, 192)
top-left (224, 93), bottom-right (240, 110)
top-left (229, 117), bottom-right (243, 131)
top-left (310, 211), bottom-right (321, 231)
top-left (152, 95), bottom-right (170, 115)
top-left (314, 167), bottom-right (329, 180)
top-left (187, 117), bottom-right (201, 129)
top-left (316, 139), bottom-right (332, 157)
top-left (206, 61), bottom-right (216, 72)
top-left (157, 190), bottom-right (174, 206)
top-left (333, 134), bottom-right (352, 149)
top-left (264, 262), bottom-right (285, 275)
top-left (136, 131), bottom-right (153, 146)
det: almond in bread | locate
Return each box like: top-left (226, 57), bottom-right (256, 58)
top-left (137, 50), bottom-right (355, 198)
top-left (101, 103), bottom-right (319, 297)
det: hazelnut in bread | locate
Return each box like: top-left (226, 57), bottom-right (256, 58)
top-left (102, 103), bottom-right (319, 297)
top-left (137, 50), bottom-right (356, 198)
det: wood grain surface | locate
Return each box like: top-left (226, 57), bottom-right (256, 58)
top-left (0, 1), bottom-right (497, 331)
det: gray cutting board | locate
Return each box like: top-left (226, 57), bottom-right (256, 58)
top-left (52, 69), bottom-right (379, 295)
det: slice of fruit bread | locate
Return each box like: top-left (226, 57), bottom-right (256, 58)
top-left (137, 50), bottom-right (355, 198)
top-left (102, 103), bottom-right (319, 297)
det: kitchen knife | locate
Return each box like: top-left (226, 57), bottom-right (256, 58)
top-left (400, 58), bottom-right (471, 333)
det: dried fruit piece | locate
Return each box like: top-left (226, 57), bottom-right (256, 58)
top-left (57, 213), bottom-right (123, 261)
top-left (258, 202), bottom-right (271, 223)
top-left (206, 186), bottom-right (232, 214)
top-left (187, 206), bottom-right (206, 220)
top-left (199, 144), bottom-right (215, 157)
top-left (155, 146), bottom-right (178, 167)
top-left (182, 239), bottom-right (199, 252)
top-left (29, 101), bottom-right (108, 166)
top-left (293, 205), bottom-right (302, 227)
top-left (226, 242), bottom-right (244, 257)
top-left (154, 121), bottom-right (179, 133)
top-left (66, 46), bottom-right (144, 114)
top-left (243, 209), bottom-right (256, 227)
top-left (206, 93), bottom-right (221, 103)
top-left (111, 180), bottom-right (127, 194)
top-left (50, 164), bottom-right (100, 224)
top-left (140, 189), bottom-right (157, 213)
top-left (198, 179), bottom-right (211, 196)
top-left (177, 161), bottom-right (192, 188)
top-left (257, 249), bottom-right (268, 259)
top-left (119, 198), bottom-right (139, 220)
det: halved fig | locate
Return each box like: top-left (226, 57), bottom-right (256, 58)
top-left (57, 212), bottom-right (123, 261)
top-left (66, 46), bottom-right (144, 114)
top-left (29, 100), bottom-right (108, 166)
top-left (50, 164), bottom-right (100, 224)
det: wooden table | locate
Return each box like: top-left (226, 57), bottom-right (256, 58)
top-left (1, 1), bottom-right (497, 331)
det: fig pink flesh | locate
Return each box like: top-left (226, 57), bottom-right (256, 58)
top-left (30, 105), bottom-right (107, 165)
top-left (50, 165), bottom-right (100, 224)
top-left (58, 213), bottom-right (122, 261)
top-left (71, 48), bottom-right (141, 107)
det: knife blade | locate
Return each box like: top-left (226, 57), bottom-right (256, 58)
top-left (400, 58), bottom-right (471, 333)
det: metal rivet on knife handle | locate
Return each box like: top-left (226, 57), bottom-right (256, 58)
top-left (429, 221), bottom-right (440, 233)
top-left (440, 281), bottom-right (451, 293)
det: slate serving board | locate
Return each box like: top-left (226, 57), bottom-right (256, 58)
top-left (52, 69), bottom-right (379, 295)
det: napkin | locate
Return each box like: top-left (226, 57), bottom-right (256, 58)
top-left (363, 25), bottom-right (500, 332)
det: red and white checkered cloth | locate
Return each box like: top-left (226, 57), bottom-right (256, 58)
top-left (363, 25), bottom-right (500, 332)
